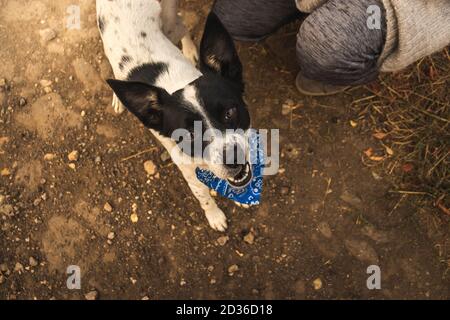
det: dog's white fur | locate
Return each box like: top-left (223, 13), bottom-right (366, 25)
top-left (97, 0), bottom-right (229, 231)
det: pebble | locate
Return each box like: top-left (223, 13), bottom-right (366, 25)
top-left (39, 79), bottom-right (52, 87)
top-left (130, 213), bottom-right (139, 223)
top-left (39, 28), bottom-right (57, 42)
top-left (1, 168), bottom-right (11, 176)
top-left (44, 153), bottom-right (57, 161)
top-left (0, 79), bottom-right (6, 87)
top-left (228, 264), bottom-right (239, 274)
top-left (68, 150), bottom-right (79, 161)
top-left (313, 278), bottom-right (323, 290)
top-left (85, 290), bottom-right (98, 300)
top-left (217, 236), bottom-right (229, 246)
top-left (68, 163), bottom-right (76, 170)
top-left (244, 231), bottom-right (255, 245)
top-left (14, 262), bottom-right (24, 273)
top-left (104, 202), bottom-right (113, 212)
top-left (19, 97), bottom-right (27, 106)
top-left (143, 160), bottom-right (157, 176)
top-left (107, 232), bottom-right (115, 240)
top-left (160, 150), bottom-right (171, 162)
top-left (29, 257), bottom-right (38, 267)
top-left (95, 156), bottom-right (102, 164)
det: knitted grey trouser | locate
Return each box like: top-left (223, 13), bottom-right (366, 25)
top-left (213, 0), bottom-right (387, 86)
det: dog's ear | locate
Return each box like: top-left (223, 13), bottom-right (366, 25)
top-left (107, 79), bottom-right (168, 130)
top-left (200, 12), bottom-right (243, 84)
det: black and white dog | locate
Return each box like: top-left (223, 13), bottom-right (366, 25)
top-left (97, 0), bottom-right (252, 231)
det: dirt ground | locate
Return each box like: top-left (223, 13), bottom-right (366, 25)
top-left (0, 0), bottom-right (449, 300)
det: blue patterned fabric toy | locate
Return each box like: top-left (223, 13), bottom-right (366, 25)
top-left (195, 133), bottom-right (264, 206)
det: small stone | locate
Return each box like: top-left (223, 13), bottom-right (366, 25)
top-left (313, 278), bottom-right (322, 290)
top-left (1, 168), bottom-right (11, 176)
top-left (217, 236), bottom-right (229, 246)
top-left (68, 163), bottom-right (76, 170)
top-left (244, 231), bottom-right (255, 245)
top-left (19, 97), bottom-right (27, 106)
top-left (95, 156), bottom-right (101, 164)
top-left (39, 79), bottom-right (52, 87)
top-left (44, 153), bottom-right (56, 161)
top-left (141, 296), bottom-right (150, 300)
top-left (14, 262), bottom-right (24, 273)
top-left (107, 232), bottom-right (115, 240)
top-left (228, 264), bottom-right (239, 274)
top-left (160, 150), bottom-right (171, 162)
top-left (85, 290), bottom-right (98, 300)
top-left (39, 28), bottom-right (57, 42)
top-left (130, 213), bottom-right (139, 223)
top-left (104, 202), bottom-right (113, 212)
top-left (29, 257), bottom-right (38, 267)
top-left (0, 79), bottom-right (6, 87)
top-left (68, 150), bottom-right (79, 161)
top-left (143, 160), bottom-right (157, 176)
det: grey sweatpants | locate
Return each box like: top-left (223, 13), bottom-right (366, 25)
top-left (213, 0), bottom-right (387, 86)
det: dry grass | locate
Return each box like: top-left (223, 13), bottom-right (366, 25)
top-left (354, 48), bottom-right (449, 215)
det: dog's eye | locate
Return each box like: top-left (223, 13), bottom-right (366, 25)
top-left (224, 107), bottom-right (237, 123)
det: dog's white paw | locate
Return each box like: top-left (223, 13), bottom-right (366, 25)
top-left (205, 207), bottom-right (228, 232)
top-left (112, 94), bottom-right (125, 114)
top-left (181, 36), bottom-right (199, 66)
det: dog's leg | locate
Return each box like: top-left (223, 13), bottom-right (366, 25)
top-left (181, 33), bottom-right (199, 66)
top-left (178, 164), bottom-right (227, 231)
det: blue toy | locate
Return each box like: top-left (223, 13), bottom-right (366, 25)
top-left (196, 133), bottom-right (264, 206)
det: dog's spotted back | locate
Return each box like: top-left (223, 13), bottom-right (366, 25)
top-left (96, 0), bottom-right (201, 94)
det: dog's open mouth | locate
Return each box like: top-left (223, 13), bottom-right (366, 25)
top-left (227, 162), bottom-right (253, 188)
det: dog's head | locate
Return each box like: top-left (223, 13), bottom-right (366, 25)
top-left (107, 13), bottom-right (252, 187)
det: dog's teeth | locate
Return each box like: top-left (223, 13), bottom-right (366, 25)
top-left (234, 201), bottom-right (242, 207)
top-left (242, 204), bottom-right (250, 209)
top-left (210, 190), bottom-right (218, 197)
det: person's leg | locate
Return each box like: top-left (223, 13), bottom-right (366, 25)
top-left (213, 0), bottom-right (301, 41)
top-left (296, 0), bottom-right (387, 94)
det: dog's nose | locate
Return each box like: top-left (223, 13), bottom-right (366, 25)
top-left (223, 145), bottom-right (245, 170)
